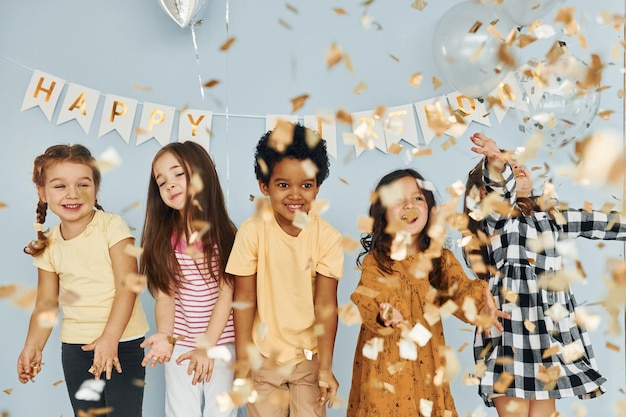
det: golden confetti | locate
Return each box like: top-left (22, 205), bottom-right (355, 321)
top-left (13, 288), bottom-right (37, 309)
top-left (524, 319), bottom-right (536, 333)
top-left (203, 79), bottom-right (220, 88)
top-left (0, 202), bottom-right (6, 209)
top-left (408, 72), bottom-right (423, 88)
top-left (53, 379), bottom-right (64, 387)
top-left (353, 82), bottom-right (367, 95)
top-left (388, 143), bottom-right (403, 155)
top-left (326, 43), bottom-right (343, 69)
top-left (3, 388), bottom-right (13, 395)
top-left (606, 342), bottom-right (620, 352)
top-left (332, 7), bottom-right (347, 15)
top-left (336, 108), bottom-right (353, 125)
top-left (290, 94), bottom-right (309, 112)
top-left (493, 372), bottom-right (514, 393)
top-left (219, 37), bottom-right (237, 51)
top-left (0, 284), bottom-right (18, 298)
top-left (123, 273), bottom-right (147, 294)
top-left (536, 365), bottom-right (561, 390)
top-left (357, 216), bottom-right (374, 234)
top-left (458, 342), bottom-right (469, 352)
top-left (338, 302), bottom-right (361, 325)
top-left (431, 76), bottom-right (442, 90)
top-left (268, 120), bottom-right (295, 152)
top-left (411, 0), bottom-right (428, 11)
top-left (597, 109), bottom-right (614, 121)
top-left (285, 3), bottom-right (298, 14)
top-left (124, 243), bottom-right (143, 258)
top-left (131, 82), bottom-right (152, 92)
top-left (542, 345), bottom-right (560, 359)
top-left (344, 53), bottom-right (354, 73)
top-left (278, 18), bottom-right (292, 30)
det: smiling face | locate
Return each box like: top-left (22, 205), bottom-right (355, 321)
top-left (509, 159), bottom-right (533, 198)
top-left (259, 157), bottom-right (320, 236)
top-left (38, 161), bottom-right (97, 230)
top-left (384, 176), bottom-right (429, 245)
top-left (153, 151), bottom-right (188, 212)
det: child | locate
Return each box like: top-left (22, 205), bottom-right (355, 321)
top-left (226, 123), bottom-right (344, 417)
top-left (17, 144), bottom-right (149, 417)
top-left (466, 132), bottom-right (626, 417)
top-left (348, 168), bottom-right (506, 417)
top-left (139, 141), bottom-right (238, 417)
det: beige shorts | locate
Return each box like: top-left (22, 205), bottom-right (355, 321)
top-left (247, 354), bottom-right (326, 417)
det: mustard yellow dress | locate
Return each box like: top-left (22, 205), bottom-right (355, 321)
top-left (347, 249), bottom-right (488, 417)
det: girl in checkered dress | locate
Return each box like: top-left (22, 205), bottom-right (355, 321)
top-left (463, 133), bottom-right (626, 417)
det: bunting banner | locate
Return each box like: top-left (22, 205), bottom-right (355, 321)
top-left (21, 68), bottom-right (528, 157)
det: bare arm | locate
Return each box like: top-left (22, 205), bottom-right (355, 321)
top-left (141, 289), bottom-right (175, 367)
top-left (17, 268), bottom-right (59, 383)
top-left (82, 237), bottom-right (138, 380)
top-left (314, 273), bottom-right (339, 408)
top-left (233, 274), bottom-right (257, 379)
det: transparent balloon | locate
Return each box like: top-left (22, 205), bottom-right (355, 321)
top-left (516, 54), bottom-right (601, 147)
top-left (498, 0), bottom-right (558, 27)
top-left (159, 0), bottom-right (209, 28)
top-left (432, 1), bottom-right (519, 99)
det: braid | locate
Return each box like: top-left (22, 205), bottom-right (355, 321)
top-left (24, 200), bottom-right (50, 257)
top-left (94, 199), bottom-right (105, 211)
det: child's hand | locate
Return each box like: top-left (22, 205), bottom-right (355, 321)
top-left (379, 303), bottom-right (404, 328)
top-left (478, 287), bottom-right (510, 338)
top-left (17, 345), bottom-right (43, 383)
top-left (317, 368), bottom-right (338, 408)
top-left (176, 348), bottom-right (214, 385)
top-left (141, 333), bottom-right (174, 368)
top-left (82, 336), bottom-right (121, 381)
top-left (469, 133), bottom-right (504, 170)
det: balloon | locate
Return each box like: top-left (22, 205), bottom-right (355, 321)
top-left (432, 1), bottom-right (519, 99)
top-left (159, 0), bottom-right (209, 28)
top-left (516, 53), bottom-right (600, 147)
top-left (498, 0), bottom-right (558, 27)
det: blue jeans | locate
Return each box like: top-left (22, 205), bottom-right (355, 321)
top-left (62, 338), bottom-right (145, 417)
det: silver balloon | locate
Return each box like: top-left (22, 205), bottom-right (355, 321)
top-left (499, 0), bottom-right (558, 27)
top-left (432, 1), bottom-right (519, 99)
top-left (516, 54), bottom-right (600, 146)
top-left (159, 0), bottom-right (209, 28)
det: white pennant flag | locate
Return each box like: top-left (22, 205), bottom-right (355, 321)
top-left (491, 71), bottom-right (529, 123)
top-left (414, 96), bottom-right (451, 145)
top-left (178, 109), bottom-right (213, 150)
top-left (265, 114), bottom-right (298, 133)
top-left (21, 70), bottom-right (65, 121)
top-left (136, 102), bottom-right (176, 147)
top-left (98, 94), bottom-right (138, 144)
top-left (382, 104), bottom-right (419, 147)
top-left (56, 83), bottom-right (101, 134)
top-left (303, 113), bottom-right (337, 159)
top-left (351, 109), bottom-right (386, 157)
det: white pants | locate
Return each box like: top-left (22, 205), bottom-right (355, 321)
top-left (164, 343), bottom-right (238, 417)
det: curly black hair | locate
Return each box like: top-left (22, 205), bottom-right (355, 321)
top-left (254, 123), bottom-right (330, 186)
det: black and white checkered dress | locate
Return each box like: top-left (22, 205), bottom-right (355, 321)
top-left (473, 161), bottom-right (626, 407)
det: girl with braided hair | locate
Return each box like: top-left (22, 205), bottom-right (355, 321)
top-left (17, 144), bottom-right (148, 417)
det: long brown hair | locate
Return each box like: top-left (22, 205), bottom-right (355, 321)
top-left (358, 169), bottom-right (444, 293)
top-left (24, 144), bottom-right (103, 257)
top-left (140, 141), bottom-right (237, 296)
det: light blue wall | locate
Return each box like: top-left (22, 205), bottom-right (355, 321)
top-left (1, 1), bottom-right (624, 416)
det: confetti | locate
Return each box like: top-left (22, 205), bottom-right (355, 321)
top-left (542, 344), bottom-right (560, 359)
top-left (408, 73), bottom-right (423, 88)
top-left (292, 210), bottom-right (310, 230)
top-left (398, 337), bottom-right (417, 360)
top-left (53, 379), bottom-right (64, 387)
top-left (290, 94), bottom-right (309, 112)
top-left (96, 147), bottom-right (122, 173)
top-left (325, 43), bottom-right (343, 69)
top-left (203, 79), bottom-right (220, 88)
top-left (338, 303), bottom-right (361, 325)
top-left (357, 215), bottom-right (374, 234)
top-left (420, 398), bottom-right (434, 417)
top-left (3, 389), bottom-right (13, 395)
top-left (219, 37), bottom-right (236, 51)
top-left (493, 371), bottom-right (514, 393)
top-left (124, 244), bottom-right (143, 258)
top-left (362, 337), bottom-right (384, 360)
top-left (341, 236), bottom-right (359, 252)
top-left (562, 342), bottom-right (584, 362)
top-left (408, 322), bottom-right (432, 347)
top-left (131, 82), bottom-right (152, 92)
top-left (122, 273), bottom-right (147, 294)
top-left (353, 82), bottom-right (367, 95)
top-left (0, 284), bottom-right (18, 298)
top-left (75, 379), bottom-right (106, 401)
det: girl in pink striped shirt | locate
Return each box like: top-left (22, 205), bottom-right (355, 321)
top-left (140, 141), bottom-right (238, 417)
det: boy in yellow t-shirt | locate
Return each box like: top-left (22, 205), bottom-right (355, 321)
top-left (226, 123), bottom-right (344, 417)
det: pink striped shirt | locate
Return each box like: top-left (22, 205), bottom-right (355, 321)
top-left (171, 236), bottom-right (235, 349)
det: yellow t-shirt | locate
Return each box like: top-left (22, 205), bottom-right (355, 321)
top-left (226, 213), bottom-right (344, 364)
top-left (34, 210), bottom-right (149, 344)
